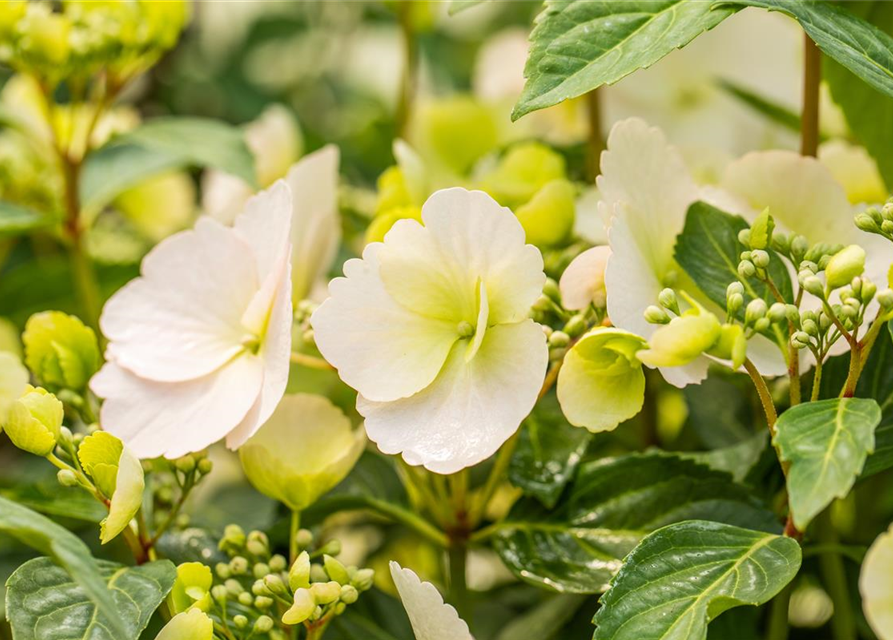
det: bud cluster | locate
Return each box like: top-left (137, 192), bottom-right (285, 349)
top-left (294, 299), bottom-right (318, 346)
top-left (534, 277), bottom-right (598, 362)
top-left (210, 525), bottom-right (373, 637)
top-left (855, 199), bottom-right (893, 242)
top-left (146, 452), bottom-right (212, 531)
top-left (644, 288), bottom-right (679, 326)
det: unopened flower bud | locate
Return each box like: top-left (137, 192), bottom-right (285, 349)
top-left (738, 260), bottom-right (756, 279)
top-left (253, 563), bottom-right (270, 579)
top-left (791, 235), bottom-right (809, 260)
top-left (215, 563), bottom-right (230, 579)
top-left (792, 332), bottom-right (811, 349)
top-left (295, 528), bottom-right (314, 550)
top-left (785, 304), bottom-right (801, 325)
top-left (254, 595), bottom-right (273, 610)
top-left (252, 579), bottom-right (270, 596)
top-left (644, 305), bottom-right (670, 325)
top-left (351, 568), bottom-right (375, 591)
top-left (753, 317), bottom-right (770, 333)
top-left (211, 585), bottom-right (228, 602)
top-left (253, 616), bottom-right (274, 633)
top-left (175, 456), bottom-right (195, 474)
top-left (246, 540), bottom-right (267, 558)
top-left (324, 555), bottom-right (350, 585)
top-left (310, 564), bottom-right (328, 583)
top-left (543, 278), bottom-right (561, 302)
top-left (745, 299), bottom-right (767, 325)
top-left (57, 469), bottom-right (78, 487)
top-left (340, 584), bottom-right (359, 604)
top-left (727, 281), bottom-right (744, 298)
top-left (839, 303), bottom-right (858, 319)
top-left (563, 314), bottom-right (587, 338)
top-left (883, 220), bottom-right (893, 236)
top-left (751, 250), bottom-right (770, 269)
top-left (225, 579), bottom-right (244, 595)
top-left (196, 458), bottom-right (213, 475)
top-left (862, 281), bottom-right (877, 304)
top-left (878, 289), bottom-right (893, 309)
top-left (658, 288), bottom-right (680, 315)
top-left (238, 592), bottom-right (253, 606)
top-left (4, 386), bottom-right (63, 456)
top-left (727, 293), bottom-right (744, 315)
top-left (767, 303), bottom-right (787, 324)
top-left (310, 581), bottom-right (342, 605)
top-left (826, 245), bottom-right (866, 290)
top-left (229, 557), bottom-right (248, 576)
top-left (263, 574), bottom-right (287, 595)
top-left (289, 551), bottom-right (311, 590)
top-left (802, 319), bottom-right (819, 336)
top-left (802, 276), bottom-right (825, 297)
top-left (855, 212), bottom-right (880, 233)
top-left (548, 331), bottom-right (570, 348)
top-left (233, 615), bottom-right (248, 629)
top-left (269, 554), bottom-right (287, 573)
top-left (737, 228), bottom-right (752, 246)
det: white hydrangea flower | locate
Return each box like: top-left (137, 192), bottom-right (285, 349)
top-left (861, 523), bottom-right (893, 640)
top-left (389, 562), bottom-right (474, 640)
top-left (312, 188), bottom-right (548, 474)
top-left (91, 182), bottom-right (294, 459)
top-left (559, 246), bottom-right (610, 311)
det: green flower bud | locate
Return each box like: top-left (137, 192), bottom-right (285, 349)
top-left (543, 278), bottom-right (561, 303)
top-left (751, 250), bottom-right (770, 269)
top-left (310, 564), bottom-right (329, 584)
top-left (225, 579), bottom-right (244, 596)
top-left (745, 299), bottom-right (768, 325)
top-left (772, 232), bottom-right (791, 254)
top-left (826, 245), bottom-right (866, 290)
top-left (802, 319), bottom-right (819, 337)
top-left (737, 260), bottom-right (756, 279)
top-left (819, 311), bottom-right (833, 332)
top-left (289, 551), bottom-right (311, 591)
top-left (802, 276), bottom-right (825, 297)
top-left (233, 615), bottom-right (248, 630)
top-left (229, 557), bottom-right (249, 576)
top-left (319, 539), bottom-right (342, 556)
top-left (727, 293), bottom-right (744, 315)
top-left (269, 554), bottom-right (287, 573)
top-left (253, 616), bottom-right (274, 633)
top-left (748, 209), bottom-right (775, 250)
top-left (254, 596), bottom-right (273, 610)
top-left (283, 588), bottom-right (316, 625)
top-left (753, 317), bottom-right (770, 333)
top-left (210, 585), bottom-right (228, 602)
top-left (170, 562), bottom-right (213, 615)
top-left (792, 332), bottom-right (811, 349)
top-left (548, 331), bottom-right (570, 348)
top-left (515, 179), bottom-right (576, 247)
top-left (340, 584), bottom-right (359, 604)
top-left (351, 568), bottom-right (375, 591)
top-left (658, 288), bottom-right (680, 315)
top-left (737, 228), bottom-right (751, 246)
top-left (878, 289), bottom-right (893, 309)
top-left (196, 458), bottom-right (213, 475)
top-left (791, 235), bottom-right (809, 261)
top-left (175, 456), bottom-right (196, 474)
top-left (237, 592), bottom-right (253, 606)
top-left (785, 304), bottom-right (801, 326)
top-left (215, 563), bottom-right (230, 580)
top-left (263, 574), bottom-right (287, 595)
top-left (310, 581), bottom-right (342, 605)
top-left (23, 312), bottom-right (100, 391)
top-left (246, 539), bottom-right (268, 558)
top-left (727, 281), bottom-right (745, 298)
top-left (563, 314), bottom-right (587, 338)
top-left (637, 309), bottom-right (722, 368)
top-left (480, 141), bottom-right (566, 209)
top-left (862, 281), bottom-right (878, 304)
top-left (324, 555), bottom-right (350, 585)
top-left (839, 303), bottom-right (858, 319)
top-left (882, 202), bottom-right (893, 221)
top-left (883, 220), bottom-right (893, 236)
top-left (57, 468), bottom-right (78, 487)
top-left (253, 563), bottom-right (270, 579)
top-left (644, 305), bottom-right (671, 325)
top-left (296, 528), bottom-right (314, 549)
top-left (251, 580), bottom-right (270, 597)
top-left (4, 385), bottom-right (63, 456)
top-left (767, 303), bottom-right (787, 324)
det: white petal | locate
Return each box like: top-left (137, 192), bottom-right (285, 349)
top-left (419, 188), bottom-right (545, 325)
top-left (574, 186), bottom-right (609, 244)
top-left (226, 257), bottom-right (293, 449)
top-left (389, 562), bottom-right (474, 640)
top-left (233, 180), bottom-right (294, 285)
top-left (720, 150), bottom-right (854, 243)
top-left (394, 139), bottom-right (429, 205)
top-left (311, 243), bottom-right (458, 403)
top-left (597, 118), bottom-right (698, 272)
top-left (560, 246), bottom-right (611, 311)
top-left (91, 355), bottom-right (264, 459)
top-left (201, 171), bottom-right (253, 225)
top-left (100, 218), bottom-right (258, 383)
top-left (286, 145), bottom-right (341, 301)
top-left (657, 357), bottom-right (710, 388)
top-left (861, 524), bottom-right (893, 640)
top-left (358, 320), bottom-right (547, 474)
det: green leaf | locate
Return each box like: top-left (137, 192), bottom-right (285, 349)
top-left (775, 397), bottom-right (881, 530)
top-left (682, 431), bottom-right (769, 483)
top-left (0, 483), bottom-right (106, 522)
top-left (509, 393), bottom-right (592, 508)
top-left (684, 375), bottom-right (756, 449)
top-left (823, 2), bottom-right (893, 192)
top-left (0, 201), bottom-right (52, 236)
top-left (6, 557), bottom-right (176, 640)
top-left (81, 117), bottom-right (256, 211)
top-left (448, 0), bottom-right (486, 15)
top-left (0, 496), bottom-right (128, 638)
top-left (513, 1), bottom-right (734, 120)
top-left (307, 450), bottom-right (410, 518)
top-left (491, 452), bottom-right (780, 593)
top-left (675, 201), bottom-right (793, 322)
top-left (716, 0), bottom-right (893, 100)
top-left (494, 594), bottom-right (587, 640)
top-left (593, 520), bottom-right (801, 640)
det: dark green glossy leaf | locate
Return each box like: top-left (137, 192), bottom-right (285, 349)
top-left (675, 201), bottom-right (793, 313)
top-left (6, 557), bottom-right (175, 640)
top-left (775, 397), bottom-right (881, 529)
top-left (0, 483), bottom-right (106, 522)
top-left (0, 496), bottom-right (128, 638)
top-left (308, 450), bottom-right (410, 518)
top-left (684, 375), bottom-right (756, 449)
top-left (593, 521), bottom-right (801, 640)
top-left (492, 453), bottom-right (780, 594)
top-left (509, 393), bottom-right (592, 508)
top-left (0, 201), bottom-right (53, 236)
top-left (717, 0), bottom-right (893, 100)
top-left (513, 1), bottom-right (734, 120)
top-left (683, 431), bottom-right (769, 483)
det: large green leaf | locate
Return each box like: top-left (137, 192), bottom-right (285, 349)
top-left (717, 0), bottom-right (893, 100)
top-left (683, 431), bottom-right (769, 484)
top-left (593, 520), bottom-right (801, 640)
top-left (775, 397), bottom-right (881, 530)
top-left (0, 483), bottom-right (106, 522)
top-left (675, 201), bottom-right (793, 312)
top-left (513, 1), bottom-right (734, 120)
top-left (0, 496), bottom-right (128, 638)
top-left (0, 201), bottom-right (53, 236)
top-left (80, 116), bottom-right (256, 211)
top-left (509, 393), bottom-right (592, 508)
top-left (824, 2), bottom-right (893, 192)
top-left (6, 557), bottom-right (175, 640)
top-left (491, 453), bottom-right (779, 593)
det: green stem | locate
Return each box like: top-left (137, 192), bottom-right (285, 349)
top-left (469, 433), bottom-right (518, 527)
top-left (366, 498), bottom-right (449, 548)
top-left (306, 620), bottom-right (331, 640)
top-left (840, 341), bottom-right (863, 398)
top-left (743, 359), bottom-right (778, 432)
top-left (149, 475), bottom-right (195, 547)
top-left (395, 1), bottom-right (418, 138)
top-left (448, 541), bottom-right (469, 624)
top-left (585, 88), bottom-right (604, 182)
top-left (289, 509), bottom-right (301, 564)
top-left (816, 510), bottom-right (856, 640)
top-left (767, 581), bottom-right (793, 640)
top-left (810, 356), bottom-right (823, 402)
top-left (800, 32), bottom-right (821, 158)
top-left (62, 158), bottom-right (102, 333)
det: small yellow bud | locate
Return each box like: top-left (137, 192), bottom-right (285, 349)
top-left (4, 386), bottom-right (63, 456)
top-left (310, 581), bottom-right (342, 605)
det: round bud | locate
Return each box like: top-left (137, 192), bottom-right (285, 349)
top-left (295, 528), bottom-right (314, 550)
top-left (215, 563), bottom-right (231, 579)
top-left (255, 596), bottom-right (274, 610)
top-left (644, 305), bottom-right (671, 325)
top-left (792, 332), bottom-right (811, 349)
top-left (197, 458), bottom-right (213, 475)
top-left (211, 585), bottom-right (228, 602)
top-left (751, 250), bottom-right (770, 269)
top-left (802, 276), bottom-right (825, 297)
top-left (264, 574), bottom-right (287, 595)
top-left (252, 579), bottom-right (271, 596)
top-left (310, 564), bottom-right (329, 583)
top-left (174, 456), bottom-right (195, 474)
top-left (883, 220), bottom-right (893, 236)
top-left (878, 289), bottom-right (893, 309)
top-left (532, 294), bottom-right (553, 313)
top-left (791, 235), bottom-right (809, 260)
top-left (753, 317), bottom-right (770, 333)
top-left (253, 563), bottom-right (270, 579)
top-left (340, 584), bottom-right (359, 604)
top-left (310, 581), bottom-right (342, 605)
top-left (351, 568), bottom-right (375, 591)
top-left (229, 557), bottom-right (249, 576)
top-left (246, 540), bottom-right (268, 558)
top-left (802, 319), bottom-right (819, 337)
top-left (854, 213), bottom-right (879, 233)
top-left (882, 202), bottom-right (893, 220)
top-left (658, 288), bottom-right (680, 315)
top-left (58, 426), bottom-right (74, 447)
top-left (233, 615), bottom-right (248, 630)
top-left (727, 293), bottom-right (744, 315)
top-left (334, 602), bottom-right (347, 615)
top-left (57, 469), bottom-right (78, 487)
top-left (548, 331), bottom-right (570, 348)
top-left (269, 554), bottom-right (287, 573)
top-left (225, 578), bottom-right (244, 595)
top-left (238, 592), bottom-right (253, 606)
top-left (543, 278), bottom-right (561, 302)
top-left (737, 260), bottom-right (756, 279)
top-left (839, 303), bottom-right (858, 320)
top-left (254, 616), bottom-right (274, 633)
top-left (727, 281), bottom-right (745, 298)
top-left (563, 314), bottom-right (587, 338)
top-left (745, 299), bottom-right (768, 324)
top-left (738, 229), bottom-right (752, 246)
top-left (862, 281), bottom-right (878, 304)
top-left (767, 303), bottom-right (787, 324)
top-left (785, 304), bottom-right (801, 326)
top-left (818, 312), bottom-right (832, 332)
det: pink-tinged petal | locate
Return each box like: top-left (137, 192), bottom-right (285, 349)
top-left (226, 257), bottom-right (293, 450)
top-left (358, 320), bottom-right (547, 474)
top-left (311, 243), bottom-right (458, 403)
top-left (91, 355), bottom-right (264, 459)
top-left (100, 217), bottom-right (258, 383)
top-left (286, 145), bottom-right (341, 301)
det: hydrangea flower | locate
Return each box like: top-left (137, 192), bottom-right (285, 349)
top-left (312, 188), bottom-right (547, 474)
top-left (861, 523), bottom-right (893, 640)
top-left (91, 182), bottom-right (293, 459)
top-left (390, 562), bottom-right (474, 640)
top-left (559, 246), bottom-right (611, 310)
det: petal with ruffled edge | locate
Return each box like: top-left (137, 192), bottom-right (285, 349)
top-left (358, 320), bottom-right (547, 474)
top-left (560, 246), bottom-right (611, 311)
top-left (379, 188), bottom-right (545, 326)
top-left (390, 562), bottom-right (474, 640)
top-left (101, 444), bottom-right (144, 544)
top-left (861, 523), bottom-right (893, 640)
top-left (91, 354), bottom-right (264, 459)
top-left (597, 118), bottom-right (698, 272)
top-left (286, 145), bottom-right (341, 301)
top-left (312, 243), bottom-right (458, 403)
top-left (100, 217), bottom-right (258, 383)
